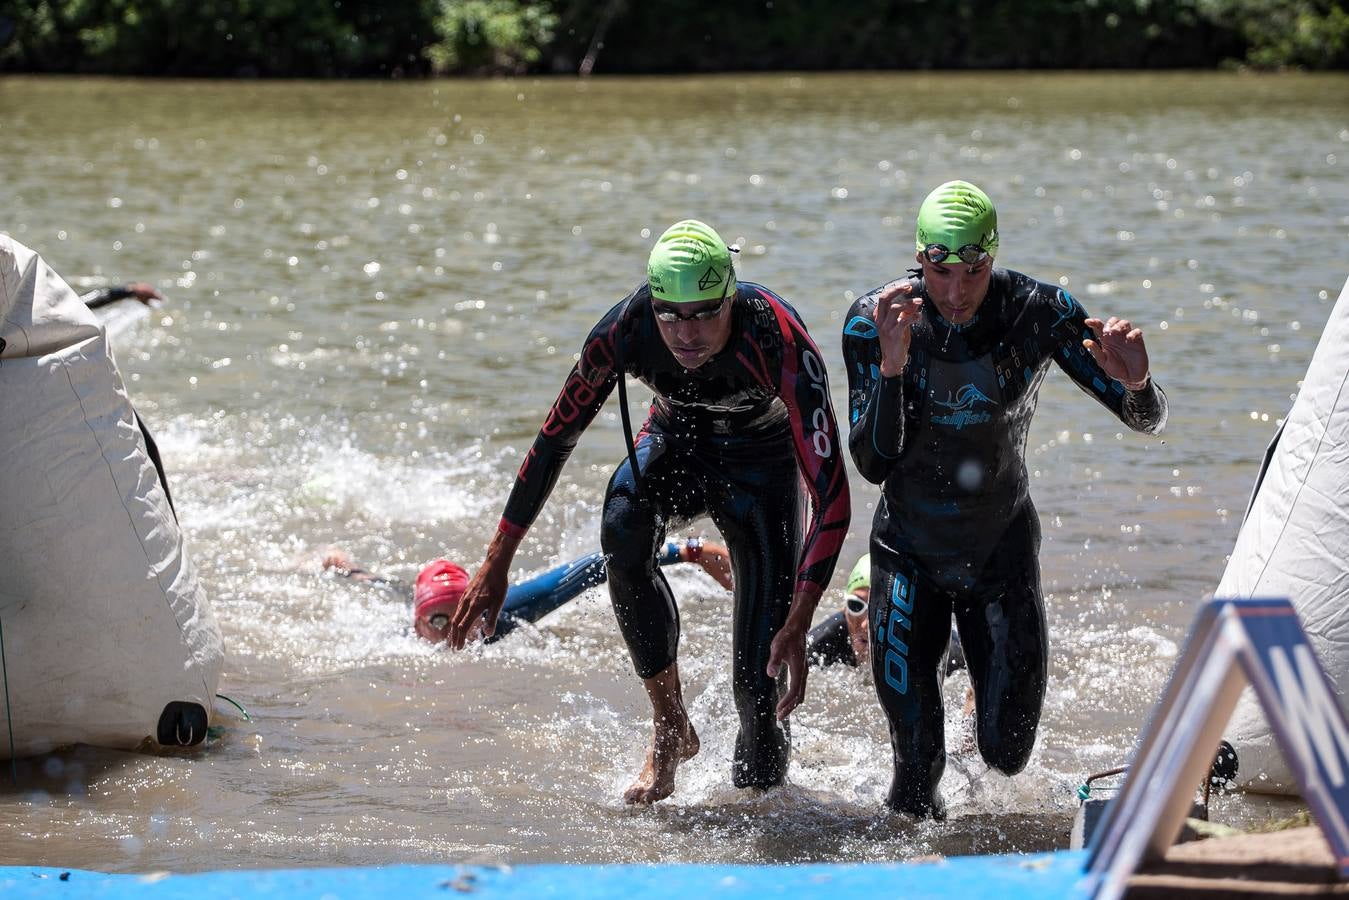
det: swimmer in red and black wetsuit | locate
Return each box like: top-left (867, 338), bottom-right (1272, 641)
top-left (450, 220), bottom-right (850, 805)
top-left (843, 181), bottom-right (1167, 819)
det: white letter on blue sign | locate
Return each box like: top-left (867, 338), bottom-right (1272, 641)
top-left (1270, 644), bottom-right (1349, 788)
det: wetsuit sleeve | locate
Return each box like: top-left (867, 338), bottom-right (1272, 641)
top-left (842, 296), bottom-right (906, 484)
top-left (1045, 289), bottom-right (1168, 435)
top-left (489, 542), bottom-right (693, 642)
top-left (81, 285), bottom-right (134, 309)
top-left (771, 304), bottom-right (851, 603)
top-left (498, 302), bottom-right (627, 537)
top-left (486, 551), bottom-right (610, 642)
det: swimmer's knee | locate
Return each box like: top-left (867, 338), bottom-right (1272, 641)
top-left (600, 493), bottom-right (656, 561)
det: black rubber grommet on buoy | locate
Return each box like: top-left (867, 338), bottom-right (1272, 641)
top-left (156, 702), bottom-right (208, 747)
top-left (1210, 740), bottom-right (1239, 789)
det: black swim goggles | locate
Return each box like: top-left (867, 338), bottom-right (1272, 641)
top-left (921, 242), bottom-right (991, 266)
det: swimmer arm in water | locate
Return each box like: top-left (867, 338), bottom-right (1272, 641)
top-left (81, 282), bottom-right (164, 309)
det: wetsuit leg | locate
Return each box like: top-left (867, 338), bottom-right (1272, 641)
top-left (601, 434), bottom-right (707, 679)
top-left (952, 504), bottom-right (1047, 777)
top-left (702, 449), bottom-right (800, 790)
top-left (869, 520), bottom-right (954, 819)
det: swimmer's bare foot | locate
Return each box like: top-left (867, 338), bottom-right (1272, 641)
top-left (624, 662), bottom-right (698, 805)
top-left (624, 717), bottom-right (700, 805)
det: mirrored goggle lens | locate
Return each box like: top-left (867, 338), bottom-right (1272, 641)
top-left (923, 243), bottom-right (989, 265)
top-left (845, 597), bottom-right (867, 616)
top-left (654, 298), bottom-right (726, 322)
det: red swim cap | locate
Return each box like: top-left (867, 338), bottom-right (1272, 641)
top-left (414, 559), bottom-right (469, 642)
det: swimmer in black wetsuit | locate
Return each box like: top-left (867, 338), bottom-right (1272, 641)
top-left (842, 181), bottom-right (1167, 819)
top-left (450, 220), bottom-right (850, 804)
top-left (808, 554), bottom-right (967, 678)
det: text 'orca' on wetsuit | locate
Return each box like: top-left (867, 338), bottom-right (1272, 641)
top-left (500, 281), bottom-right (850, 789)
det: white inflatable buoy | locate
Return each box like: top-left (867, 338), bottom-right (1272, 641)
top-left (1217, 275), bottom-right (1349, 795)
top-left (0, 235), bottom-right (224, 758)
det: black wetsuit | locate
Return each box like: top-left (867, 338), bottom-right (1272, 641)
top-left (500, 281), bottom-right (851, 789)
top-left (843, 268), bottom-right (1167, 817)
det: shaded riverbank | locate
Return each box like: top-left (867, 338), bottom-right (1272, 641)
top-left (2, 1), bottom-right (1346, 77)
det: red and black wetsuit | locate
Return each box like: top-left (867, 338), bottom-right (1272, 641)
top-left (843, 268), bottom-right (1167, 817)
top-left (501, 281), bottom-right (850, 789)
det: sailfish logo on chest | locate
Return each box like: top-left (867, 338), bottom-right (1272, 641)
top-left (932, 383), bottom-right (996, 430)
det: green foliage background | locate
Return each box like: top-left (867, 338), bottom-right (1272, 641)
top-left (0, 0), bottom-right (1344, 75)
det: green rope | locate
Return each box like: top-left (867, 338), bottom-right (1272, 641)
top-left (215, 693), bottom-right (252, 722)
top-left (0, 615), bottom-right (16, 786)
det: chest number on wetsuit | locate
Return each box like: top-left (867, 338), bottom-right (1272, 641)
top-left (801, 349), bottom-right (833, 459)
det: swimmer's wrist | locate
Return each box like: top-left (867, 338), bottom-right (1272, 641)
top-left (784, 591), bottom-right (821, 630)
top-left (879, 356), bottom-right (908, 378)
top-left (1122, 373), bottom-right (1151, 392)
top-left (482, 525), bottom-right (524, 573)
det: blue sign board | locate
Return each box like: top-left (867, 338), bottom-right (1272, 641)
top-left (1086, 598), bottom-right (1349, 900)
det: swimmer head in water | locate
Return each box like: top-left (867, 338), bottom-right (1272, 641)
top-left (414, 559), bottom-right (471, 643)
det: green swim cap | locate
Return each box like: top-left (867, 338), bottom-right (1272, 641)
top-left (915, 180), bottom-right (999, 262)
top-left (847, 554), bottom-right (871, 593)
top-left (647, 220), bottom-right (736, 303)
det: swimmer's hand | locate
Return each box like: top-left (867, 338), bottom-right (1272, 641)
top-left (448, 567), bottom-right (507, 649)
top-left (683, 538), bottom-right (734, 591)
top-left (1083, 316), bottom-right (1150, 390)
top-left (125, 281), bottom-right (166, 306)
top-left (448, 530), bottom-right (519, 649)
top-left (875, 282), bottom-right (924, 377)
top-left (767, 618), bottom-right (809, 721)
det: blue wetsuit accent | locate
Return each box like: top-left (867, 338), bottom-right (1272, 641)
top-left (489, 552), bottom-right (610, 641)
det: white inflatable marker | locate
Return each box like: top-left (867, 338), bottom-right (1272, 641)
top-left (1217, 274), bottom-right (1349, 795)
top-left (0, 235), bottom-right (224, 758)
